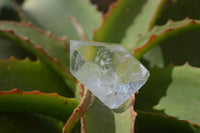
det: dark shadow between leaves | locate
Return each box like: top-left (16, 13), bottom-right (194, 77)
top-left (161, 31), bottom-right (200, 67)
top-left (135, 111), bottom-right (200, 133)
top-left (0, 6), bottom-right (20, 21)
top-left (135, 65), bottom-right (173, 114)
top-left (141, 30), bottom-right (200, 68)
top-left (156, 0), bottom-right (200, 26)
top-left (0, 112), bottom-right (63, 133)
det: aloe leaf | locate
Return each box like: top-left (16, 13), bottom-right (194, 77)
top-left (132, 19), bottom-right (200, 67)
top-left (0, 21), bottom-right (70, 70)
top-left (139, 0), bottom-right (200, 67)
top-left (133, 19), bottom-right (200, 56)
top-left (74, 82), bottom-right (84, 102)
top-left (94, 0), bottom-right (166, 49)
top-left (0, 0), bottom-right (20, 21)
top-left (0, 27), bottom-right (76, 91)
top-left (83, 97), bottom-right (136, 133)
top-left (0, 113), bottom-right (63, 133)
top-left (135, 64), bottom-right (200, 125)
top-left (0, 57), bottom-right (73, 97)
top-left (135, 111), bottom-right (200, 133)
top-left (0, 38), bottom-right (35, 60)
top-left (114, 103), bottom-right (135, 133)
top-left (22, 0), bottom-right (102, 41)
top-left (0, 89), bottom-right (78, 121)
top-left (63, 88), bottom-right (95, 133)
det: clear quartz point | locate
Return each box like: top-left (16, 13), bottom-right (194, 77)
top-left (70, 40), bottom-right (150, 110)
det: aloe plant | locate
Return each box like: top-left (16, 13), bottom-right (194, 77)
top-left (0, 0), bottom-right (200, 132)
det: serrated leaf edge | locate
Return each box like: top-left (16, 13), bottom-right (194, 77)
top-left (63, 88), bottom-right (95, 133)
top-left (0, 21), bottom-right (69, 46)
top-left (0, 28), bottom-right (76, 90)
top-left (0, 89), bottom-right (78, 121)
top-left (133, 18), bottom-right (200, 59)
top-left (148, 0), bottom-right (167, 31)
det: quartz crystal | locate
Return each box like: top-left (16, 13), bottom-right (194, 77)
top-left (70, 40), bottom-right (150, 109)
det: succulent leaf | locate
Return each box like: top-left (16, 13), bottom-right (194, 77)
top-left (22, 0), bottom-right (102, 41)
top-left (139, 0), bottom-right (200, 67)
top-left (0, 38), bottom-right (35, 60)
top-left (135, 64), bottom-right (200, 125)
top-left (132, 19), bottom-right (200, 67)
top-left (133, 19), bottom-right (200, 56)
top-left (0, 57), bottom-right (73, 97)
top-left (0, 25), bottom-right (76, 91)
top-left (63, 88), bottom-right (95, 133)
top-left (94, 0), bottom-right (166, 49)
top-left (0, 0), bottom-right (200, 132)
top-left (0, 21), bottom-right (71, 69)
top-left (83, 97), bottom-right (136, 133)
top-left (0, 89), bottom-right (78, 121)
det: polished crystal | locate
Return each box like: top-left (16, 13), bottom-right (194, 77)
top-left (70, 40), bottom-right (150, 109)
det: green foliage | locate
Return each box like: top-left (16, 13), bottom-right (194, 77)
top-left (0, 89), bottom-right (78, 121)
top-left (94, 0), bottom-right (165, 48)
top-left (0, 58), bottom-right (73, 96)
top-left (135, 64), bottom-right (200, 125)
top-left (22, 0), bottom-right (102, 40)
top-left (0, 0), bottom-right (200, 133)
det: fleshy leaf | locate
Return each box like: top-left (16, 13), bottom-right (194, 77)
top-left (0, 38), bottom-right (35, 60)
top-left (94, 0), bottom-right (166, 49)
top-left (0, 89), bottom-right (78, 121)
top-left (132, 19), bottom-right (200, 67)
top-left (133, 19), bottom-right (200, 56)
top-left (22, 0), bottom-right (102, 40)
top-left (135, 111), bottom-right (200, 133)
top-left (135, 64), bottom-right (200, 125)
top-left (63, 88), bottom-right (95, 133)
top-left (0, 113), bottom-right (63, 133)
top-left (0, 26), bottom-right (76, 90)
top-left (139, 0), bottom-right (200, 67)
top-left (0, 57), bottom-right (73, 97)
top-left (83, 97), bottom-right (136, 133)
top-left (0, 21), bottom-right (71, 70)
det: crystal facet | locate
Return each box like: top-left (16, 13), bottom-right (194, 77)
top-left (70, 40), bottom-right (150, 109)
